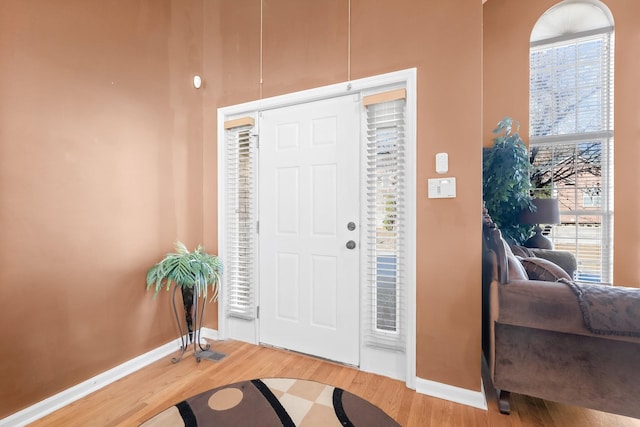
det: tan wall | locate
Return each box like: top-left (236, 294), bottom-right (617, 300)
top-left (350, 0), bottom-right (483, 390)
top-left (0, 0), bottom-right (483, 417)
top-left (0, 0), bottom-right (207, 417)
top-left (483, 0), bottom-right (640, 287)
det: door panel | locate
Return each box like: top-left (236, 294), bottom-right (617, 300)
top-left (259, 94), bottom-right (360, 365)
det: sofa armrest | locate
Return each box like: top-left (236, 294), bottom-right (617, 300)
top-left (495, 279), bottom-right (585, 335)
top-left (495, 279), bottom-right (640, 344)
top-left (529, 248), bottom-right (577, 278)
top-left (493, 279), bottom-right (640, 344)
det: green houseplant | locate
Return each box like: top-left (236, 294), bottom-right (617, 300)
top-left (483, 117), bottom-right (535, 244)
top-left (146, 241), bottom-right (223, 362)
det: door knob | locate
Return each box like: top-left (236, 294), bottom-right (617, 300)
top-left (347, 222), bottom-right (356, 231)
top-left (346, 240), bottom-right (356, 250)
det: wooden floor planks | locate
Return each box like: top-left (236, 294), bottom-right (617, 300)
top-left (29, 340), bottom-right (640, 426)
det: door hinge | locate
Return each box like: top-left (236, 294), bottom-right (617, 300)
top-left (256, 306), bottom-right (260, 319)
top-left (256, 221), bottom-right (259, 234)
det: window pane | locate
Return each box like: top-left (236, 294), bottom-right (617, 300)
top-left (552, 220), bottom-right (603, 283)
top-left (531, 137), bottom-right (608, 282)
top-left (530, 34), bottom-right (610, 138)
top-left (365, 98), bottom-right (406, 350)
top-left (225, 126), bottom-right (256, 319)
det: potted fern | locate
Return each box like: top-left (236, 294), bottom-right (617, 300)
top-left (146, 241), bottom-right (223, 362)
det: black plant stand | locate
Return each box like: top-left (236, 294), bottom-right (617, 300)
top-left (171, 285), bottom-right (210, 363)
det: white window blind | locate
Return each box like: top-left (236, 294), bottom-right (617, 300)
top-left (363, 89), bottom-right (406, 350)
top-left (224, 118), bottom-right (257, 319)
top-left (529, 27), bottom-right (614, 284)
top-left (530, 32), bottom-right (613, 140)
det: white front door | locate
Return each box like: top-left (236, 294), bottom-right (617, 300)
top-left (259, 94), bottom-right (360, 365)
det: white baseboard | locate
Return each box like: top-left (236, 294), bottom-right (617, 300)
top-left (0, 328), bottom-right (219, 427)
top-left (416, 377), bottom-right (488, 411)
top-left (200, 327), bottom-right (219, 341)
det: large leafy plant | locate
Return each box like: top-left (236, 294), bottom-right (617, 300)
top-left (146, 241), bottom-right (223, 302)
top-left (483, 117), bottom-right (534, 244)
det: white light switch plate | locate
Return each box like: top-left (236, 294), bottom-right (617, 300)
top-left (435, 152), bottom-right (448, 174)
top-left (428, 177), bottom-right (456, 198)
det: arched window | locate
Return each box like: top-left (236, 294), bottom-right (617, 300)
top-left (529, 0), bottom-right (614, 283)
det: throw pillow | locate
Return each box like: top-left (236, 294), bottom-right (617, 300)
top-left (520, 257), bottom-right (571, 282)
top-left (510, 245), bottom-right (534, 258)
top-left (502, 239), bottom-right (528, 280)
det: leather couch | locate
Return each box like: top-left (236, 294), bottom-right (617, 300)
top-left (482, 212), bottom-right (640, 419)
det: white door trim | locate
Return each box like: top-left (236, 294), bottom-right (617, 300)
top-left (217, 68), bottom-right (417, 388)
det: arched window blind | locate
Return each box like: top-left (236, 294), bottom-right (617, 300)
top-left (363, 89), bottom-right (406, 350)
top-left (224, 117), bottom-right (257, 319)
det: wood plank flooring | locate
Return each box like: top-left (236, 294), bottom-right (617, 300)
top-left (30, 340), bottom-right (640, 426)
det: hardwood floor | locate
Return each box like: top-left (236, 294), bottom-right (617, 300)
top-left (30, 340), bottom-right (640, 426)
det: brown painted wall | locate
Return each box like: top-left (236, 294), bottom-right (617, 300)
top-left (350, 0), bottom-right (483, 390)
top-left (1, 0), bottom-right (483, 418)
top-left (261, 0), bottom-right (349, 97)
top-left (0, 0), bottom-right (207, 417)
top-left (483, 0), bottom-right (640, 287)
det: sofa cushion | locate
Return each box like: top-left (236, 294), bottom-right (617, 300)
top-left (519, 257), bottom-right (571, 282)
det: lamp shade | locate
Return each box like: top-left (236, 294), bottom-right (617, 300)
top-left (520, 198), bottom-right (560, 225)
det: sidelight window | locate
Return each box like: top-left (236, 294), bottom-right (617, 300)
top-left (363, 89), bottom-right (407, 350)
top-left (224, 118), bottom-right (257, 319)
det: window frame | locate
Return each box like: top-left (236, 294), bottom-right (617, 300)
top-left (529, 2), bottom-right (614, 284)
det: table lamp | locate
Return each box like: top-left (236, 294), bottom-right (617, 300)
top-left (519, 198), bottom-right (560, 249)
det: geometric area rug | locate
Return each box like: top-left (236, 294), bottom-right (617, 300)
top-left (139, 378), bottom-right (400, 426)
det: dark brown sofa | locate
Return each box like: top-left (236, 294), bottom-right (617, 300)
top-left (482, 213), bottom-right (640, 419)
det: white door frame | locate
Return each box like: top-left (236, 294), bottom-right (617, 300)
top-left (217, 68), bottom-right (417, 389)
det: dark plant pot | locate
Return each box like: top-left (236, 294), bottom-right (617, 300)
top-left (181, 286), bottom-right (194, 343)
